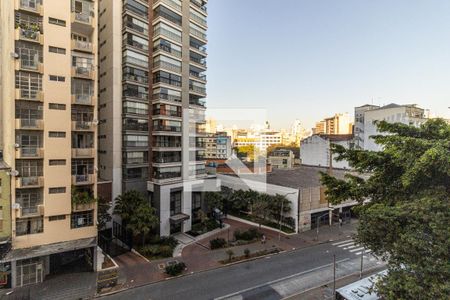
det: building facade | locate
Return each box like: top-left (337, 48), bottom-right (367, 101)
top-left (98, 0), bottom-right (208, 236)
top-left (300, 134), bottom-right (354, 169)
top-left (205, 132), bottom-right (231, 159)
top-left (313, 113), bottom-right (353, 135)
top-left (356, 104), bottom-right (428, 151)
top-left (268, 149), bottom-right (295, 169)
top-left (0, 0), bottom-right (98, 288)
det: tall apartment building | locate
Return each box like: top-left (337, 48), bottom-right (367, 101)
top-left (98, 0), bottom-right (208, 236)
top-left (0, 0), bottom-right (98, 288)
top-left (313, 113), bottom-right (353, 135)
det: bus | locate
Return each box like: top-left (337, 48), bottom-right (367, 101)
top-left (335, 270), bottom-right (387, 300)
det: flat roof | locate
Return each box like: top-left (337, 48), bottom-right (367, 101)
top-left (336, 270), bottom-right (387, 300)
top-left (266, 166), bottom-right (354, 189)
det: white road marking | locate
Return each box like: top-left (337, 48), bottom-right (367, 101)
top-left (355, 250), bottom-right (372, 255)
top-left (349, 247), bottom-right (365, 253)
top-left (331, 239), bottom-right (353, 246)
top-left (337, 242), bottom-right (354, 248)
top-left (343, 245), bottom-right (359, 250)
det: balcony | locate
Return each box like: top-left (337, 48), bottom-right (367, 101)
top-left (72, 121), bottom-right (94, 131)
top-left (154, 0), bottom-right (182, 13)
top-left (72, 174), bottom-right (95, 185)
top-left (71, 94), bottom-right (95, 106)
top-left (189, 71), bottom-right (206, 82)
top-left (16, 176), bottom-right (44, 189)
top-left (190, 0), bottom-right (207, 13)
top-left (15, 119), bottom-right (44, 130)
top-left (72, 202), bottom-right (96, 212)
top-left (189, 97), bottom-right (206, 108)
top-left (189, 28), bottom-right (207, 42)
top-left (72, 148), bottom-right (95, 158)
top-left (153, 44), bottom-right (182, 59)
top-left (71, 39), bottom-right (94, 53)
top-left (189, 84), bottom-right (206, 96)
top-left (15, 59), bottom-right (43, 73)
top-left (16, 0), bottom-right (43, 15)
top-left (15, 204), bottom-right (45, 219)
top-left (153, 109), bottom-right (182, 118)
top-left (15, 27), bottom-right (43, 44)
top-left (153, 60), bottom-right (182, 74)
top-left (71, 12), bottom-right (95, 33)
top-left (72, 66), bottom-right (95, 80)
top-left (16, 147), bottom-right (44, 159)
top-left (15, 89), bottom-right (44, 102)
top-left (153, 125), bottom-right (182, 133)
top-left (190, 12), bottom-right (207, 28)
top-left (153, 28), bottom-right (182, 44)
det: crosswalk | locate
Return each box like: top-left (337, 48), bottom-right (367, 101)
top-left (332, 239), bottom-right (372, 256)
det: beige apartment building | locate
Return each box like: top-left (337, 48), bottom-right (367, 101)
top-left (0, 0), bottom-right (98, 288)
top-left (98, 0), bottom-right (208, 237)
top-left (313, 113), bottom-right (353, 135)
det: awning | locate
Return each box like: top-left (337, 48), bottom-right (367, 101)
top-left (170, 213), bottom-right (190, 224)
top-left (1, 237), bottom-right (96, 262)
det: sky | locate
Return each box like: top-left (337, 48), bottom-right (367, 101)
top-left (205, 0), bottom-right (450, 130)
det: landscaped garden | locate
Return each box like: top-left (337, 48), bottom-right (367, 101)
top-left (205, 187), bottom-right (296, 233)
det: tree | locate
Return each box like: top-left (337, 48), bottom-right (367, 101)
top-left (236, 145), bottom-right (257, 161)
top-left (205, 191), bottom-right (223, 211)
top-left (320, 119), bottom-right (450, 299)
top-left (252, 193), bottom-right (270, 228)
top-left (127, 204), bottom-right (159, 247)
top-left (225, 249), bottom-right (234, 262)
top-left (268, 194), bottom-right (291, 221)
top-left (97, 198), bottom-right (112, 232)
top-left (113, 190), bottom-right (146, 224)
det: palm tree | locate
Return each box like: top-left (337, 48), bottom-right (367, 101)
top-left (127, 204), bottom-right (159, 247)
top-left (113, 190), bottom-right (145, 224)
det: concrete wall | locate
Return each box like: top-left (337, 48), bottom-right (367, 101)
top-left (300, 136), bottom-right (351, 169)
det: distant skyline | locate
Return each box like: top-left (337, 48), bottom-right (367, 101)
top-left (205, 0), bottom-right (450, 130)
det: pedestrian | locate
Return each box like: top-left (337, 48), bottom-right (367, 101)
top-left (261, 234), bottom-right (266, 244)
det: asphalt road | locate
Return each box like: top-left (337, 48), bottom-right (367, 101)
top-left (102, 239), bottom-right (370, 300)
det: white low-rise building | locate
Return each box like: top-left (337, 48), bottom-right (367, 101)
top-left (300, 134), bottom-right (354, 169)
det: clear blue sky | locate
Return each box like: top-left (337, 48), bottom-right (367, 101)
top-left (205, 0), bottom-right (450, 130)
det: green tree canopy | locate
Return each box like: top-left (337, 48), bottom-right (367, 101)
top-left (321, 119), bottom-right (450, 299)
top-left (113, 190), bottom-right (147, 224)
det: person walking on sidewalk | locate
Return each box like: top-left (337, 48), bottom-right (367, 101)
top-left (261, 234), bottom-right (266, 244)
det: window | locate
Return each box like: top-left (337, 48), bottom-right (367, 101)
top-left (49, 46), bottom-right (66, 54)
top-left (16, 217), bottom-right (43, 236)
top-left (49, 187), bottom-right (66, 194)
top-left (16, 189), bottom-right (42, 215)
top-left (49, 75), bottom-right (65, 82)
top-left (49, 159), bottom-right (66, 166)
top-left (49, 103), bottom-right (66, 110)
top-left (49, 215), bottom-right (66, 221)
top-left (170, 191), bottom-right (182, 215)
top-left (49, 17), bottom-right (66, 27)
top-left (71, 210), bottom-right (94, 229)
top-left (49, 131), bottom-right (66, 138)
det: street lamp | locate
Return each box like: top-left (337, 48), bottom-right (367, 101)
top-left (278, 191), bottom-right (297, 241)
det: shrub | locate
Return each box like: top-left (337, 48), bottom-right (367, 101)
top-left (159, 245), bottom-right (174, 257)
top-left (225, 249), bottom-right (234, 262)
top-left (165, 262), bottom-right (186, 276)
top-left (210, 238), bottom-right (227, 249)
top-left (244, 248), bottom-right (250, 258)
top-left (159, 236), bottom-right (178, 248)
top-left (234, 228), bottom-right (262, 241)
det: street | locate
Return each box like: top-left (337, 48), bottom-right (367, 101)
top-left (101, 238), bottom-right (384, 300)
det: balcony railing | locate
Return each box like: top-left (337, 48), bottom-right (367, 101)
top-left (190, 41), bottom-right (207, 54)
top-left (153, 142), bottom-right (182, 148)
top-left (153, 125), bottom-right (182, 132)
top-left (154, 156), bottom-right (182, 164)
top-left (72, 148), bottom-right (95, 158)
top-left (189, 71), bottom-right (206, 81)
top-left (190, 0), bottom-right (207, 13)
top-left (125, 21), bottom-right (149, 36)
top-left (16, 28), bottom-right (42, 43)
top-left (16, 118), bottom-right (43, 130)
top-left (123, 56), bottom-right (148, 68)
top-left (72, 174), bottom-right (94, 185)
top-left (153, 44), bottom-right (182, 58)
top-left (18, 0), bottom-right (43, 14)
top-left (71, 12), bottom-right (94, 27)
top-left (153, 93), bottom-right (182, 103)
top-left (17, 147), bottom-right (43, 159)
top-left (189, 85), bottom-right (206, 95)
top-left (72, 66), bottom-right (95, 79)
top-left (124, 73), bottom-right (149, 84)
top-left (15, 89), bottom-right (43, 102)
top-left (72, 94), bottom-right (94, 105)
top-left (190, 12), bottom-right (207, 27)
top-left (190, 28), bottom-right (207, 41)
top-left (189, 98), bottom-right (206, 107)
top-left (153, 109), bottom-right (182, 118)
top-left (190, 56), bottom-right (207, 67)
top-left (72, 202), bottom-right (95, 212)
top-left (72, 40), bottom-right (93, 53)
top-left (16, 176), bottom-right (44, 188)
top-left (153, 60), bottom-right (181, 73)
top-left (155, 0), bottom-right (182, 12)
top-left (72, 121), bottom-right (94, 131)
top-left (16, 57), bottom-right (42, 72)
top-left (153, 28), bottom-right (182, 43)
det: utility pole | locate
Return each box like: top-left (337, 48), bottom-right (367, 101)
top-left (360, 248), bottom-right (364, 278)
top-left (333, 254), bottom-right (336, 297)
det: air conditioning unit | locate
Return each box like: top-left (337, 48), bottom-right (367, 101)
top-left (78, 217), bottom-right (85, 226)
top-left (12, 203), bottom-right (21, 210)
top-left (14, 143), bottom-right (20, 149)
